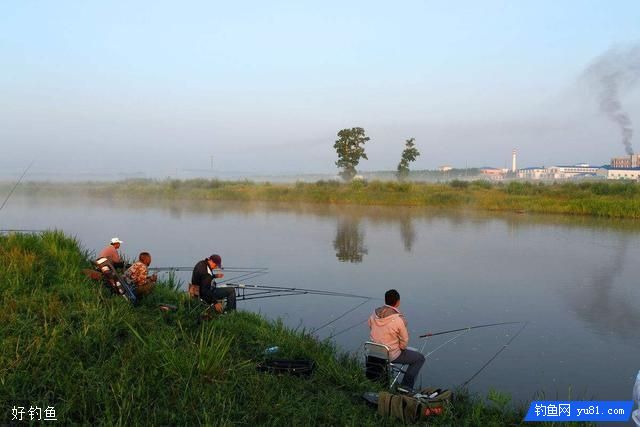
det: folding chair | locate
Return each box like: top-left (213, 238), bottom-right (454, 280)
top-left (94, 257), bottom-right (137, 305)
top-left (189, 283), bottom-right (226, 320)
top-left (364, 341), bottom-right (406, 389)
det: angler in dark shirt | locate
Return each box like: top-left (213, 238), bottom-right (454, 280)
top-left (191, 254), bottom-right (236, 313)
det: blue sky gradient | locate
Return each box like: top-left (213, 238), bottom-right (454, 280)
top-left (1, 1), bottom-right (639, 176)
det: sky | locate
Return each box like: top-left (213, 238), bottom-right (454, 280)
top-left (1, 0), bottom-right (640, 178)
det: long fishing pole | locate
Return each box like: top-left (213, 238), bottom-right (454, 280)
top-left (0, 161), bottom-right (34, 214)
top-left (217, 269), bottom-right (268, 284)
top-left (236, 291), bottom-right (308, 301)
top-left (459, 321), bottom-right (528, 387)
top-left (419, 321), bottom-right (522, 338)
top-left (226, 282), bottom-right (372, 300)
top-left (150, 266), bottom-right (269, 272)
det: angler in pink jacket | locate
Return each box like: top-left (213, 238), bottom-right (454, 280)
top-left (368, 289), bottom-right (425, 389)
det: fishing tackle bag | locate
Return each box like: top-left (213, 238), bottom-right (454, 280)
top-left (256, 359), bottom-right (315, 377)
top-left (377, 387), bottom-right (452, 423)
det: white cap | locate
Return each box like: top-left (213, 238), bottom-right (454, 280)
top-left (110, 237), bottom-right (123, 245)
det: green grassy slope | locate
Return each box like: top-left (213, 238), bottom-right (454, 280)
top-left (2, 231), bottom-right (576, 425)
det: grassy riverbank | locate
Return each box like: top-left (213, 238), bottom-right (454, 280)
top-left (1, 232), bottom-right (587, 425)
top-left (18, 178), bottom-right (640, 219)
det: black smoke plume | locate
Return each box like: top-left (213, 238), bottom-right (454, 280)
top-left (583, 44), bottom-right (640, 155)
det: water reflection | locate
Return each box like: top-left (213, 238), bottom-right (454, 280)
top-left (333, 218), bottom-right (368, 263)
top-left (567, 236), bottom-right (640, 339)
top-left (399, 216), bottom-right (416, 252)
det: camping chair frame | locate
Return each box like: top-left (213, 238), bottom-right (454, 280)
top-left (189, 283), bottom-right (227, 319)
top-left (364, 341), bottom-right (407, 389)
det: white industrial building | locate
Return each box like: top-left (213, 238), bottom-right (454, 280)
top-left (547, 164), bottom-right (600, 179)
top-left (517, 167), bottom-right (548, 180)
top-left (597, 167), bottom-right (640, 180)
top-left (517, 164), bottom-right (602, 180)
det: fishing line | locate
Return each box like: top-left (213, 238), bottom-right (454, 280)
top-left (217, 269), bottom-right (268, 284)
top-left (0, 161), bottom-right (34, 214)
top-left (309, 298), bottom-right (372, 334)
top-left (419, 321), bottom-right (522, 338)
top-left (423, 329), bottom-right (471, 358)
top-left (238, 291), bottom-right (308, 301)
top-left (326, 319), bottom-right (368, 339)
top-left (227, 282), bottom-right (372, 300)
top-left (150, 266), bottom-right (268, 273)
top-left (459, 321), bottom-right (528, 388)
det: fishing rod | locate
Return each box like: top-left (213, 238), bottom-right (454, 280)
top-left (150, 266), bottom-right (269, 272)
top-left (0, 161), bottom-right (34, 214)
top-left (217, 269), bottom-right (269, 285)
top-left (225, 282), bottom-right (372, 300)
top-left (151, 267), bottom-right (269, 284)
top-left (419, 321), bottom-right (523, 338)
top-left (235, 291), bottom-right (309, 301)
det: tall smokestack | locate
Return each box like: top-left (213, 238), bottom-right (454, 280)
top-left (512, 149), bottom-right (517, 173)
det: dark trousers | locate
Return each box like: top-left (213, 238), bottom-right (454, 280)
top-left (201, 286), bottom-right (236, 311)
top-left (393, 348), bottom-right (425, 389)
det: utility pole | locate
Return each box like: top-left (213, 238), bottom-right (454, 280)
top-left (210, 155), bottom-right (213, 170)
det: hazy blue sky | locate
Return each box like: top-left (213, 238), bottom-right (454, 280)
top-left (1, 1), bottom-right (640, 177)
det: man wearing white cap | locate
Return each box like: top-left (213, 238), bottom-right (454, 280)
top-left (98, 237), bottom-right (125, 269)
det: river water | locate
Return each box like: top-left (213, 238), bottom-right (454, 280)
top-left (3, 194), bottom-right (639, 403)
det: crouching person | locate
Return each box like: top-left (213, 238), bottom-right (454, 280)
top-left (125, 252), bottom-right (157, 298)
top-left (191, 254), bottom-right (236, 313)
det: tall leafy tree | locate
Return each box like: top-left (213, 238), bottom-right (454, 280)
top-left (396, 137), bottom-right (420, 181)
top-left (334, 127), bottom-right (370, 181)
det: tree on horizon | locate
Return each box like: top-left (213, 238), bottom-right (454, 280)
top-left (334, 127), bottom-right (370, 181)
top-left (396, 137), bottom-right (420, 181)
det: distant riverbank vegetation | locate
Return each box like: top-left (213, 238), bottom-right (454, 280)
top-left (0, 231), bottom-right (546, 425)
top-left (18, 178), bottom-right (640, 219)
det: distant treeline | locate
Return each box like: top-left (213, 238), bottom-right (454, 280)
top-left (15, 178), bottom-right (640, 219)
top-left (360, 168), bottom-right (482, 181)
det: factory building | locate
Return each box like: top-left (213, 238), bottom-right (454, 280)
top-left (480, 167), bottom-right (507, 180)
top-left (547, 164), bottom-right (600, 179)
top-left (517, 164), bottom-right (601, 180)
top-left (597, 166), bottom-right (640, 180)
top-left (517, 167), bottom-right (547, 180)
top-left (611, 154), bottom-right (640, 169)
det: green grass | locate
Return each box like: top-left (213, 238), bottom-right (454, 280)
top-left (0, 232), bottom-right (590, 425)
top-left (15, 178), bottom-right (640, 219)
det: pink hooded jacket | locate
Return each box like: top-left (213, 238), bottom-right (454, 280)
top-left (368, 305), bottom-right (409, 361)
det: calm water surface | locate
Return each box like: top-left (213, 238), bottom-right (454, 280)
top-left (3, 194), bottom-right (640, 402)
